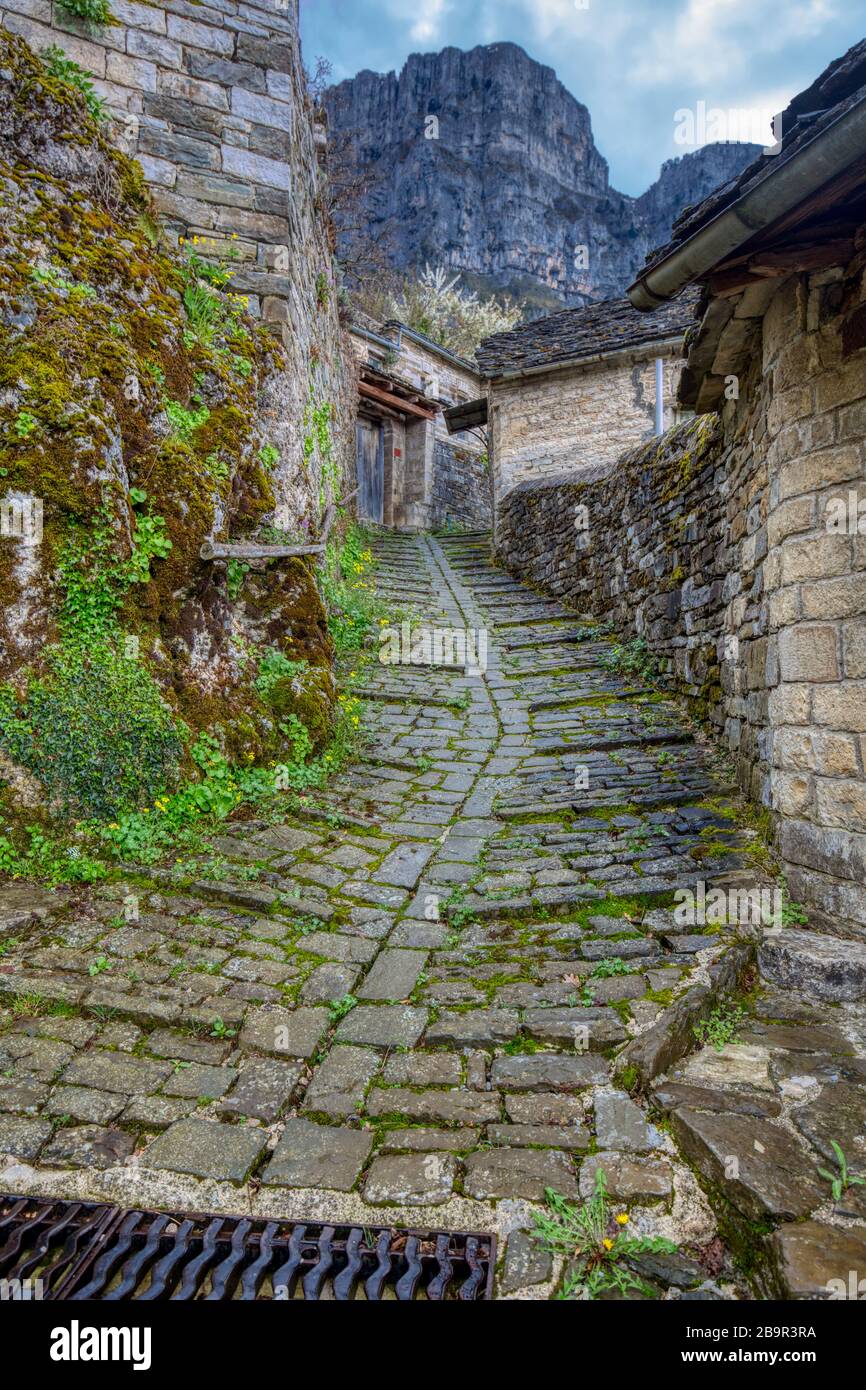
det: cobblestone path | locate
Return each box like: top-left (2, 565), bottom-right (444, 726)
top-left (2, 532), bottom-right (865, 1298)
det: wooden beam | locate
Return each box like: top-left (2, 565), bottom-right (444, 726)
top-left (200, 488), bottom-right (359, 563)
top-left (358, 379), bottom-right (437, 419)
top-left (200, 540), bottom-right (325, 561)
top-left (444, 397), bottom-right (488, 432)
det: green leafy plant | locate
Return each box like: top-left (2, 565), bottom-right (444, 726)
top-left (320, 527), bottom-right (387, 655)
top-left (693, 998), bottom-right (745, 1053)
top-left (258, 444), bottom-right (279, 469)
top-left (40, 47), bottom-right (107, 123)
top-left (591, 957), bottom-right (632, 978)
top-left (443, 885), bottom-right (479, 929)
top-left (533, 1170), bottom-right (678, 1300)
top-left (226, 559), bottom-right (249, 601)
top-left (327, 994), bottom-right (357, 1025)
top-left (11, 410), bottom-right (38, 439)
top-left (818, 1141), bottom-right (866, 1203)
top-left (165, 399), bottom-right (210, 443)
top-left (56, 0), bottom-right (114, 24)
top-left (209, 1017), bottom-right (237, 1040)
top-left (254, 649), bottom-right (310, 702)
top-left (87, 955), bottom-right (112, 977)
top-left (127, 491), bottom-right (173, 584)
top-left (600, 636), bottom-right (661, 686)
top-left (0, 649), bottom-right (185, 820)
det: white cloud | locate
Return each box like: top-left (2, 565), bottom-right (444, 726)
top-left (632, 0), bottom-right (839, 88)
top-left (405, 0), bottom-right (450, 44)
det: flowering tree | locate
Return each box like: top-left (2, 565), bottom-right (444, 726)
top-left (387, 265), bottom-right (523, 358)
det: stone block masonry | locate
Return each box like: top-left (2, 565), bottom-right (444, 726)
top-left (0, 0), bottom-right (357, 521)
top-left (431, 440), bottom-right (491, 532)
top-left (489, 350), bottom-right (685, 511)
top-left (497, 254), bottom-right (866, 928)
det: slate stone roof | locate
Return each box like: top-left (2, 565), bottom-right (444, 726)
top-left (640, 39), bottom-right (866, 278)
top-left (476, 291), bottom-right (699, 376)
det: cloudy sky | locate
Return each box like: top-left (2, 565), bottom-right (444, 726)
top-left (300, 0), bottom-right (866, 194)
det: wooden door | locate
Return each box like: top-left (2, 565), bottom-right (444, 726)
top-left (356, 420), bottom-right (384, 524)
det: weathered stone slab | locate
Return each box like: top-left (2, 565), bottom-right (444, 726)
top-left (62, 1051), bottom-right (171, 1095)
top-left (300, 962), bottom-right (360, 1003)
top-left (769, 1220), bottom-right (866, 1299)
top-left (425, 1009), bottom-right (519, 1046)
top-left (46, 1087), bottom-right (125, 1126)
top-left (504, 1093), bottom-right (587, 1125)
top-left (146, 1030), bottom-right (232, 1065)
top-left (335, 1004), bottom-right (426, 1049)
top-left (463, 1147), bottom-right (579, 1200)
top-left (219, 1058), bottom-right (302, 1122)
top-left (0, 1115), bottom-right (51, 1158)
top-left (382, 1052), bottom-right (461, 1086)
top-left (670, 1108), bottom-right (823, 1221)
top-left (358, 949), bottom-right (427, 1001)
top-left (162, 1063), bottom-right (236, 1099)
top-left (300, 933), bottom-right (378, 964)
top-left (303, 1046), bottom-right (379, 1119)
top-left (144, 1118), bottom-right (266, 1183)
top-left (594, 1092), bottom-right (658, 1152)
top-left (524, 1007), bottom-right (627, 1049)
top-left (759, 930), bottom-right (866, 1002)
top-left (263, 1118), bottom-right (372, 1191)
top-left (579, 1153), bottom-right (673, 1202)
top-left (365, 1087), bottom-right (500, 1127)
top-left (378, 1128), bottom-right (479, 1153)
top-left (240, 1006), bottom-right (328, 1058)
top-left (363, 1152), bottom-right (457, 1205)
top-left (650, 1081), bottom-right (781, 1119)
top-left (374, 843), bottom-right (436, 888)
top-left (122, 1096), bottom-right (196, 1129)
top-left (490, 1054), bottom-right (608, 1092)
top-left (488, 1124), bottom-right (589, 1150)
top-left (499, 1230), bottom-right (553, 1295)
top-left (0, 1081), bottom-right (49, 1116)
top-left (42, 1125), bottom-right (135, 1170)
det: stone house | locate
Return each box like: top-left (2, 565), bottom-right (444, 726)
top-left (625, 38), bottom-right (866, 926)
top-left (348, 314), bottom-right (490, 531)
top-left (497, 39), bottom-right (866, 927)
top-left (475, 293), bottom-right (698, 520)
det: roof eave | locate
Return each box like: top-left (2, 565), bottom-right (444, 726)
top-left (484, 334), bottom-right (688, 383)
top-left (628, 91), bottom-right (866, 311)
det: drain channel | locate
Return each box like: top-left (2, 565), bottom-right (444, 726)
top-left (0, 1195), bottom-right (496, 1301)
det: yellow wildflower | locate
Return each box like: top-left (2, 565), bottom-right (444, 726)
top-left (615, 1214), bottom-right (629, 1226)
top-left (603, 1239), bottom-right (613, 1251)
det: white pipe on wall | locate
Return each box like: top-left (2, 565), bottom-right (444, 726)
top-left (655, 357), bottom-right (665, 435)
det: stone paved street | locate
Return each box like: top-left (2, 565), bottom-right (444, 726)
top-left (2, 532), bottom-right (865, 1298)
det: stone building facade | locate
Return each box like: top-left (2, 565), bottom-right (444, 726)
top-left (497, 40), bottom-right (866, 928)
top-left (477, 294), bottom-right (697, 521)
top-left (349, 315), bottom-right (490, 531)
top-left (0, 0), bottom-right (356, 524)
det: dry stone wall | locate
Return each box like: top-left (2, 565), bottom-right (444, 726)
top-left (0, 0), bottom-right (356, 528)
top-left (497, 255), bottom-right (866, 927)
top-left (431, 440), bottom-right (491, 532)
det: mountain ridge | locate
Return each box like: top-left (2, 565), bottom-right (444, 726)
top-left (325, 42), bottom-right (762, 310)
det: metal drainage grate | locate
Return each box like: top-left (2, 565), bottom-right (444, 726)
top-left (0, 1196), bottom-right (496, 1301)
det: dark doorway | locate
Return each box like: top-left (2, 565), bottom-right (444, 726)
top-left (356, 420), bottom-right (384, 523)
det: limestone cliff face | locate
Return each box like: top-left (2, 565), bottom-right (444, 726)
top-left (326, 43), bottom-right (761, 310)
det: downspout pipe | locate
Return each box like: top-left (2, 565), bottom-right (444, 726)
top-left (628, 91), bottom-right (866, 311)
top-left (655, 357), bottom-right (665, 435)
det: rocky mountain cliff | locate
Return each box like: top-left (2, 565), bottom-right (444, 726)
top-left (326, 43), bottom-right (761, 310)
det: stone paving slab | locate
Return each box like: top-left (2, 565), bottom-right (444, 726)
top-left (2, 531), bottom-right (863, 1301)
